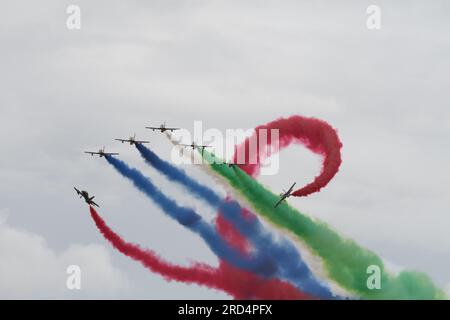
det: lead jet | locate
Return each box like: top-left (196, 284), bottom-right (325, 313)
top-left (274, 182), bottom-right (297, 208)
top-left (84, 146), bottom-right (119, 158)
top-left (146, 121), bottom-right (180, 133)
top-left (115, 133), bottom-right (149, 145)
top-left (74, 187), bottom-right (100, 207)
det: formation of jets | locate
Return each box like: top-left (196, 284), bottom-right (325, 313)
top-left (274, 182), bottom-right (296, 208)
top-left (84, 123), bottom-right (179, 157)
top-left (79, 122), bottom-right (296, 209)
top-left (79, 122), bottom-right (180, 206)
top-left (74, 187), bottom-right (100, 207)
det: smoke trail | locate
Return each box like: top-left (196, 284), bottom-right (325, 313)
top-left (104, 155), bottom-right (275, 276)
top-left (202, 150), bottom-right (446, 299)
top-left (215, 212), bottom-right (252, 256)
top-left (89, 206), bottom-right (311, 300)
top-left (234, 115), bottom-right (342, 197)
top-left (164, 132), bottom-right (343, 296)
top-left (136, 144), bottom-right (336, 299)
top-left (136, 143), bottom-right (221, 206)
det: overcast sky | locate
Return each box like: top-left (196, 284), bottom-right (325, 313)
top-left (1, 0), bottom-right (449, 299)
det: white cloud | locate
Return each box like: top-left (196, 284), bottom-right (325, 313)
top-left (0, 212), bottom-right (129, 299)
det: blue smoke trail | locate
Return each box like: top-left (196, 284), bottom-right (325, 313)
top-left (105, 155), bottom-right (276, 276)
top-left (136, 144), bottom-right (337, 299)
top-left (136, 143), bottom-right (222, 206)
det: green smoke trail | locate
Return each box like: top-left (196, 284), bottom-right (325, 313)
top-left (200, 150), bottom-right (445, 299)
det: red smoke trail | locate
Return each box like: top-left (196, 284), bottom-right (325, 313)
top-left (215, 212), bottom-right (252, 256)
top-left (89, 206), bottom-right (311, 300)
top-left (233, 115), bottom-right (343, 197)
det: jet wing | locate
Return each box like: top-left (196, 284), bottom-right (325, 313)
top-left (74, 187), bottom-right (81, 195)
top-left (134, 140), bottom-right (150, 144)
top-left (84, 151), bottom-right (100, 155)
top-left (115, 139), bottom-right (129, 143)
top-left (165, 127), bottom-right (180, 132)
top-left (145, 127), bottom-right (161, 131)
top-left (287, 182), bottom-right (296, 194)
top-left (274, 196), bottom-right (286, 208)
top-left (103, 152), bottom-right (120, 156)
top-left (91, 201), bottom-right (100, 208)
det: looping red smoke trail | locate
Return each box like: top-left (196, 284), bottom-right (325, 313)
top-left (89, 206), bottom-right (311, 299)
top-left (233, 115), bottom-right (343, 197)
